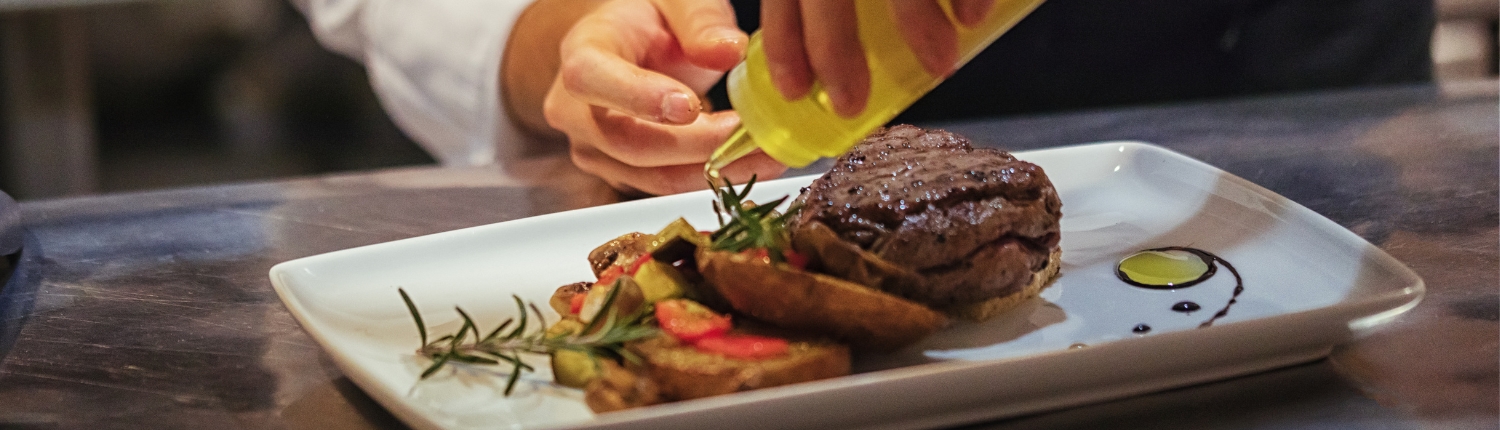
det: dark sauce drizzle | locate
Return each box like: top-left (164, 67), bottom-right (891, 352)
top-left (1171, 301), bottom-right (1201, 313)
top-left (1116, 246), bottom-right (1244, 329)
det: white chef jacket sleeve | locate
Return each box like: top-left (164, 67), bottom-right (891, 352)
top-left (290, 0), bottom-right (539, 167)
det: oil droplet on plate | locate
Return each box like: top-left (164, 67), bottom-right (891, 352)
top-left (1132, 324), bottom-right (1152, 333)
top-left (1116, 246), bottom-right (1244, 328)
top-left (1116, 248), bottom-right (1216, 288)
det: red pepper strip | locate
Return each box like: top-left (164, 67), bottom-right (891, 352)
top-left (695, 334), bottom-right (789, 360)
top-left (627, 254), bottom-right (653, 275)
top-left (596, 265), bottom-right (625, 286)
top-left (654, 299), bottom-right (731, 342)
top-left (595, 253), bottom-right (651, 288)
top-left (569, 292), bottom-right (587, 315)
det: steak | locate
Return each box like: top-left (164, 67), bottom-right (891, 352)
top-left (788, 125), bottom-right (1061, 307)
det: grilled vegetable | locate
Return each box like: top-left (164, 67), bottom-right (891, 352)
top-left (697, 248), bottom-right (947, 352)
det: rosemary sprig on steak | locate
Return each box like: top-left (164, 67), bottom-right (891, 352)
top-left (708, 175), bottom-right (800, 263)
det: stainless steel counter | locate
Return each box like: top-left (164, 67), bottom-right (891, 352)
top-left (2, 82), bottom-right (1495, 429)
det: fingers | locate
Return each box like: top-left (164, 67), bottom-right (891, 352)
top-left (799, 1), bottom-right (868, 117)
top-left (951, 0), bottom-right (996, 27)
top-left (548, 81), bottom-right (787, 196)
top-left (547, 0), bottom-right (780, 196)
top-left (559, 36), bottom-right (704, 125)
top-left (571, 140), bottom-right (788, 196)
top-left (713, 151), bottom-right (790, 187)
top-left (652, 0), bottom-right (747, 71)
top-left (889, 0), bottom-right (959, 78)
top-left (558, 0), bottom-right (742, 125)
top-left (548, 83), bottom-right (741, 164)
top-left (760, 0), bottom-right (813, 100)
top-left (764, 1), bottom-right (968, 114)
top-left (587, 109), bottom-right (742, 167)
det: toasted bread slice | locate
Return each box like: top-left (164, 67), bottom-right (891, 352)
top-left (584, 359), bottom-right (663, 413)
top-left (623, 333), bottom-right (849, 402)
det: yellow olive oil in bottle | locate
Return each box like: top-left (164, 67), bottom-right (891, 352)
top-left (705, 0), bottom-right (1046, 181)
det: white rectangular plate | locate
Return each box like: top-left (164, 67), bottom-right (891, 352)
top-left (270, 142), bottom-right (1423, 430)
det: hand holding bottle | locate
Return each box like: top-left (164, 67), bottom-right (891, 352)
top-left (712, 0), bottom-right (1041, 170)
top-left (535, 0), bottom-right (1030, 194)
top-left (758, 0), bottom-right (997, 117)
top-left (540, 0), bottom-right (786, 196)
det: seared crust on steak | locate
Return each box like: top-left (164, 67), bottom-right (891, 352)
top-left (789, 125), bottom-right (1062, 309)
top-left (943, 247), bottom-right (1062, 321)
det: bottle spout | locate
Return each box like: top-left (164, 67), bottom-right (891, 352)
top-left (704, 125), bottom-right (759, 186)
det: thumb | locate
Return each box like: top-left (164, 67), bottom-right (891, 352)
top-left (652, 0), bottom-right (747, 71)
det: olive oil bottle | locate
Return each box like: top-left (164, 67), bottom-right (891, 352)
top-left (706, 0), bottom-right (1046, 179)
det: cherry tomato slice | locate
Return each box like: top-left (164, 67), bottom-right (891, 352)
top-left (694, 334), bottom-right (789, 360)
top-left (783, 249), bottom-right (809, 270)
top-left (654, 299), bottom-right (731, 342)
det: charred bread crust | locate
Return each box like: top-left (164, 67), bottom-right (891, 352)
top-left (584, 360), bottom-right (663, 413)
top-left (623, 334), bottom-right (849, 402)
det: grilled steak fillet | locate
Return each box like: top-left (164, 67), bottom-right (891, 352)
top-left (788, 125), bottom-right (1061, 307)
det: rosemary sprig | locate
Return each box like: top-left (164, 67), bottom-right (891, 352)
top-left (398, 283), bottom-right (658, 395)
top-left (708, 175), bottom-right (801, 262)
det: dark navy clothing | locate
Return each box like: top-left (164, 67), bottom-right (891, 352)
top-left (708, 0), bottom-right (1434, 122)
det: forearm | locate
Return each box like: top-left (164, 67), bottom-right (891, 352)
top-left (501, 0), bottom-right (611, 140)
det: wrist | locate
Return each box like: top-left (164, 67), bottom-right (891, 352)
top-left (501, 0), bottom-right (610, 140)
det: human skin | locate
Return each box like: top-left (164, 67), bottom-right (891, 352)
top-left (502, 0), bottom-right (985, 195)
top-left (759, 0), bottom-right (993, 116)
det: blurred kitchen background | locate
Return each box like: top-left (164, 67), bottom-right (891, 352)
top-left (0, 0), bottom-right (1495, 201)
top-left (0, 0), bottom-right (433, 201)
